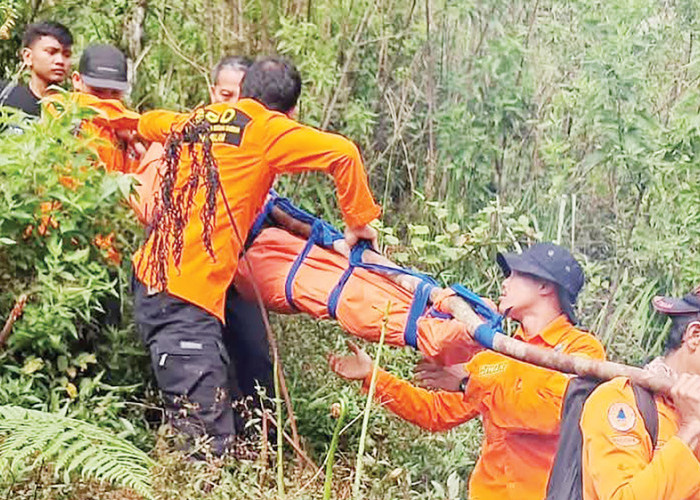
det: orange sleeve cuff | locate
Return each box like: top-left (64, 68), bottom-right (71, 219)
top-left (344, 204), bottom-right (382, 229)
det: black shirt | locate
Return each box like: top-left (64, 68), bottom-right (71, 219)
top-left (0, 80), bottom-right (41, 117)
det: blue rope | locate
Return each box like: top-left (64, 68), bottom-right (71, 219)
top-left (284, 221), bottom-right (324, 310)
top-left (326, 243), bottom-right (367, 318)
top-left (403, 280), bottom-right (435, 348)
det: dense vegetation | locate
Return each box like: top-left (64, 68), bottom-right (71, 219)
top-left (0, 0), bottom-right (698, 498)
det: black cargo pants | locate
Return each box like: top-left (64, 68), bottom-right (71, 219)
top-left (133, 277), bottom-right (273, 456)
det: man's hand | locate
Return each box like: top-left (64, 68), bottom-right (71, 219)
top-left (116, 129), bottom-right (147, 161)
top-left (414, 358), bottom-right (468, 392)
top-left (344, 224), bottom-right (378, 250)
top-left (672, 373), bottom-right (700, 455)
top-left (328, 340), bottom-right (373, 381)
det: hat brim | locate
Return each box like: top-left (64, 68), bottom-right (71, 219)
top-left (652, 295), bottom-right (700, 315)
top-left (497, 251), bottom-right (559, 284)
top-left (81, 74), bottom-right (129, 92)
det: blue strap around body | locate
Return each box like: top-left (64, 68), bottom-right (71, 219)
top-left (327, 240), bottom-right (440, 320)
top-left (284, 220), bottom-right (325, 310)
top-left (326, 243), bottom-right (368, 318)
top-left (403, 280), bottom-right (435, 348)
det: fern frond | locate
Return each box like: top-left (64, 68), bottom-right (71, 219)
top-left (0, 405), bottom-right (155, 499)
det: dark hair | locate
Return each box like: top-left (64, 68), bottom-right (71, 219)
top-left (664, 312), bottom-right (700, 353)
top-left (22, 21), bottom-right (73, 49)
top-left (211, 55), bottom-right (252, 85)
top-left (240, 57), bottom-right (301, 113)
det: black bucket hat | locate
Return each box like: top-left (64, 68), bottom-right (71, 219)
top-left (652, 286), bottom-right (700, 316)
top-left (497, 242), bottom-right (584, 324)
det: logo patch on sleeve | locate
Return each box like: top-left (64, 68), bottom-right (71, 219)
top-left (478, 362), bottom-right (507, 377)
top-left (611, 435), bottom-right (640, 447)
top-left (607, 402), bottom-right (636, 432)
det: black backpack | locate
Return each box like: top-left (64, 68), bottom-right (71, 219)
top-left (545, 377), bottom-right (658, 500)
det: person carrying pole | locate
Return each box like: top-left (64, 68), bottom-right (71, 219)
top-left (576, 288), bottom-right (700, 500)
top-left (131, 57), bottom-right (381, 456)
top-left (329, 242), bottom-right (605, 500)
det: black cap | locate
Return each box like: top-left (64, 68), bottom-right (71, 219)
top-left (652, 286), bottom-right (700, 316)
top-left (497, 242), bottom-right (584, 324)
top-left (78, 44), bottom-right (128, 91)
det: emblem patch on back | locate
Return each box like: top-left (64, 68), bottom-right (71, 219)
top-left (607, 402), bottom-right (636, 432)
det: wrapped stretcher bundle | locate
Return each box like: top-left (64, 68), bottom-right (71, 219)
top-left (233, 195), bottom-right (483, 365)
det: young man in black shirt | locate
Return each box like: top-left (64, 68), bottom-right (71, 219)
top-left (0, 21), bottom-right (73, 118)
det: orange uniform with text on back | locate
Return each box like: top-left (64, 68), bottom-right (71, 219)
top-left (132, 98), bottom-right (381, 322)
top-left (580, 377), bottom-right (700, 500)
top-left (43, 92), bottom-right (141, 173)
top-left (364, 315), bottom-right (605, 500)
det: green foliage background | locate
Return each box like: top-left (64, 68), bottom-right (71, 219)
top-left (0, 0), bottom-right (699, 498)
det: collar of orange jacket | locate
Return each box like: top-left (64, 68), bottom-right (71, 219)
top-left (514, 314), bottom-right (574, 346)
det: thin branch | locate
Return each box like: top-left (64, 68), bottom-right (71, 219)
top-left (321, 5), bottom-right (374, 130)
top-left (0, 294), bottom-right (27, 350)
top-left (264, 412), bottom-right (319, 472)
top-left (155, 13), bottom-right (210, 85)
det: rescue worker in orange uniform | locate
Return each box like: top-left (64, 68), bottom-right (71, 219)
top-left (44, 44), bottom-right (144, 174)
top-left (329, 243), bottom-right (605, 500)
top-left (131, 55), bottom-right (276, 438)
top-left (579, 288), bottom-right (700, 500)
top-left (132, 57), bottom-right (381, 456)
top-left (41, 44), bottom-right (144, 324)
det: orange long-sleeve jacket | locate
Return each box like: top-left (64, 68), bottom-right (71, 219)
top-left (581, 377), bottom-right (700, 500)
top-left (44, 92), bottom-right (141, 173)
top-left (364, 314), bottom-right (605, 500)
top-left (132, 98), bottom-right (381, 322)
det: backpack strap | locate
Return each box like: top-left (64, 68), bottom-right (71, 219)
top-left (545, 376), bottom-right (601, 500)
top-left (632, 384), bottom-right (659, 449)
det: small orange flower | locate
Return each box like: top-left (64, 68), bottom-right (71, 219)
top-left (105, 247), bottom-right (122, 265)
top-left (23, 224), bottom-right (34, 239)
top-left (40, 200), bottom-right (62, 213)
top-left (93, 232), bottom-right (121, 265)
top-left (58, 175), bottom-right (80, 190)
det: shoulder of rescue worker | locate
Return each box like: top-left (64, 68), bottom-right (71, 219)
top-left (581, 377), bottom-right (635, 427)
top-left (236, 98), bottom-right (360, 152)
top-left (559, 325), bottom-right (606, 359)
top-left (139, 108), bottom-right (188, 131)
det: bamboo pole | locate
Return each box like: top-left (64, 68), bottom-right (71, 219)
top-left (267, 206), bottom-right (675, 395)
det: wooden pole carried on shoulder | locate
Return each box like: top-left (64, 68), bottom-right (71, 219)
top-left (268, 206), bottom-right (675, 395)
